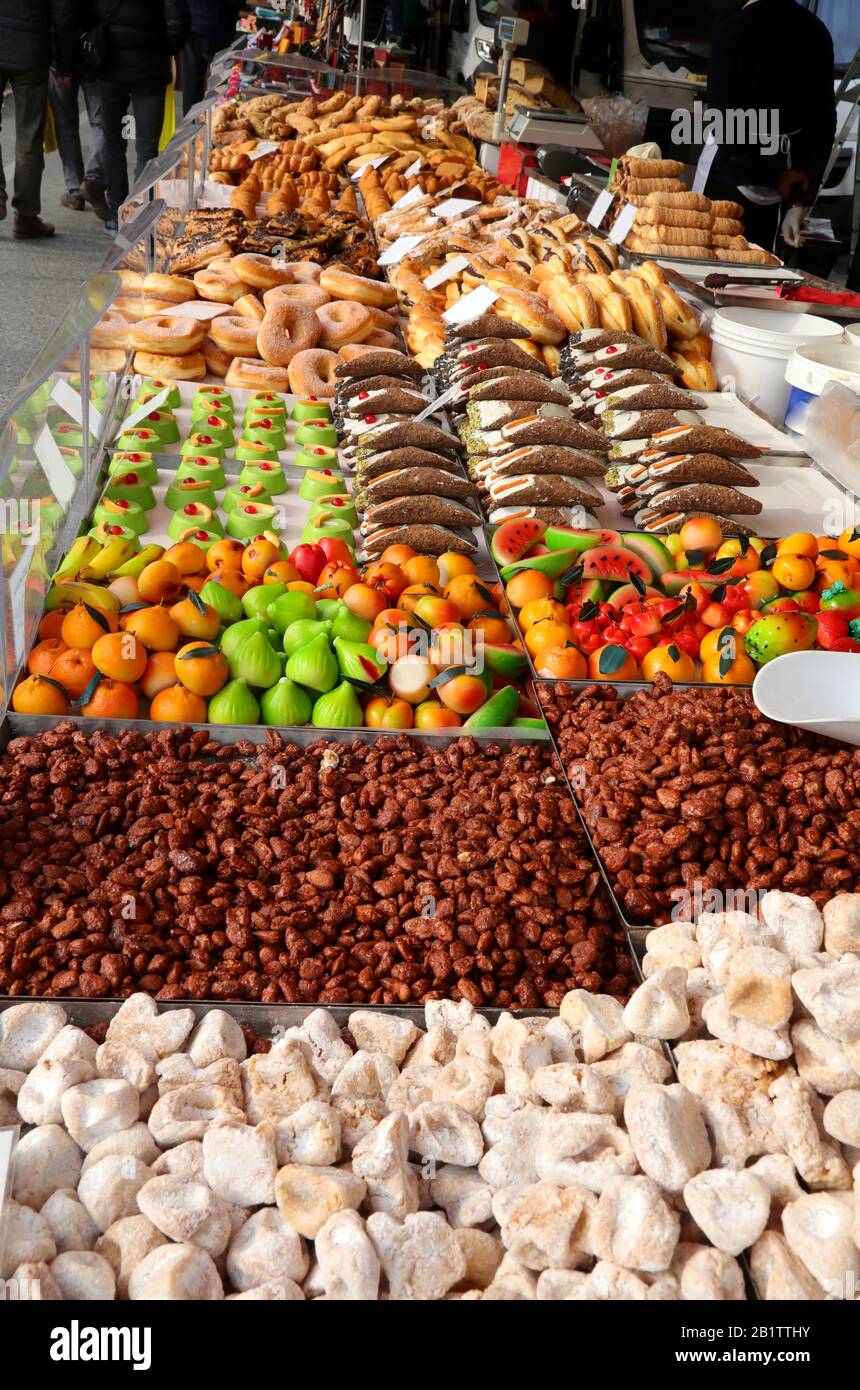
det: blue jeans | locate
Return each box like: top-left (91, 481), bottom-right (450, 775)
top-left (49, 72), bottom-right (106, 193)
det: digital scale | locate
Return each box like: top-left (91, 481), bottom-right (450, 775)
top-left (507, 106), bottom-right (604, 151)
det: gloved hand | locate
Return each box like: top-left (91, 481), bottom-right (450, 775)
top-left (781, 204), bottom-right (806, 248)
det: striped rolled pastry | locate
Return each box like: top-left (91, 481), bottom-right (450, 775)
top-left (636, 223), bottom-right (712, 247)
top-left (713, 217), bottom-right (744, 236)
top-left (636, 206), bottom-right (713, 231)
top-left (645, 190), bottom-right (711, 212)
top-left (619, 157), bottom-right (687, 179)
top-left (711, 200), bottom-right (744, 219)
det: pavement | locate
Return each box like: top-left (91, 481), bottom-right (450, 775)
top-left (0, 89), bottom-right (132, 415)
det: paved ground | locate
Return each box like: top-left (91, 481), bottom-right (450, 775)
top-left (0, 89), bottom-right (130, 415)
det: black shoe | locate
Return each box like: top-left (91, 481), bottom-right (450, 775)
top-left (81, 179), bottom-right (109, 221)
top-left (61, 191), bottom-right (86, 211)
top-left (0, 202), bottom-right (6, 222)
top-left (13, 216), bottom-right (55, 238)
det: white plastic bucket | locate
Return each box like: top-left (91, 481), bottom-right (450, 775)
top-left (783, 341), bottom-right (860, 434)
top-left (846, 321), bottom-right (860, 349)
top-left (710, 307), bottom-right (843, 422)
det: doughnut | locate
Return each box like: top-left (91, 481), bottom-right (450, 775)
top-left (91, 311), bottom-right (130, 348)
top-left (113, 295), bottom-right (147, 321)
top-left (133, 350), bottom-right (206, 381)
top-left (209, 314), bottom-right (261, 356)
top-left (318, 265), bottom-right (397, 308)
top-left (118, 269), bottom-right (144, 292)
top-left (234, 294), bottom-right (265, 322)
top-left (89, 347), bottom-right (128, 372)
top-left (231, 253), bottom-right (294, 290)
top-left (364, 306), bottom-right (398, 331)
top-left (225, 356), bottom-right (291, 391)
top-left (142, 272), bottom-right (196, 303)
top-left (137, 298), bottom-right (183, 318)
top-left (257, 301), bottom-right (320, 368)
top-left (194, 265), bottom-right (246, 304)
top-left (338, 343), bottom-right (379, 362)
top-left (202, 336), bottom-right (231, 378)
top-left (287, 348), bottom-right (339, 399)
top-left (284, 260), bottom-right (322, 283)
top-left (364, 327), bottom-right (400, 350)
top-left (263, 282), bottom-right (331, 312)
top-left (129, 316), bottom-right (206, 355)
top-left (316, 300), bottom-right (374, 349)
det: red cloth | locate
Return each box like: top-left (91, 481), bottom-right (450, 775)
top-left (777, 283), bottom-right (860, 307)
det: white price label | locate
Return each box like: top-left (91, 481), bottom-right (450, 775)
top-left (404, 157), bottom-right (421, 178)
top-left (116, 385), bottom-right (172, 439)
top-left (351, 154), bottom-right (390, 181)
top-left (394, 185), bottom-right (425, 210)
top-left (250, 141), bottom-right (280, 161)
top-left (587, 189), bottom-right (613, 228)
top-left (432, 197), bottom-right (481, 220)
top-left (608, 201), bottom-right (637, 245)
top-left (51, 378), bottom-right (103, 439)
top-left (377, 234), bottom-right (427, 267)
top-left (441, 284), bottom-right (499, 326)
top-left (414, 380), bottom-right (464, 423)
top-left (34, 424), bottom-right (76, 510)
top-left (423, 255), bottom-right (470, 289)
top-left (157, 301), bottom-right (231, 322)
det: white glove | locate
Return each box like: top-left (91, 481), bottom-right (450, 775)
top-left (781, 204), bottom-right (806, 248)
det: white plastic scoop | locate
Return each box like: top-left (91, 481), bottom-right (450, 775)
top-left (752, 651), bottom-right (860, 746)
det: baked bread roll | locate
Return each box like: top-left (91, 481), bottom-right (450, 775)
top-left (598, 291), bottom-right (634, 333)
top-left (654, 283), bottom-right (699, 340)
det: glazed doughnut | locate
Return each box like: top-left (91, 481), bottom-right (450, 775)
top-left (231, 253), bottom-right (294, 290)
top-left (203, 336), bottom-right (231, 378)
top-left (133, 350), bottom-right (206, 381)
top-left (91, 311), bottom-right (130, 348)
top-left (285, 260), bottom-right (323, 283)
top-left (257, 301), bottom-right (320, 367)
top-left (287, 348), bottom-right (339, 399)
top-left (338, 343), bottom-right (379, 362)
top-left (129, 316), bottom-right (206, 355)
top-left (234, 294), bottom-right (265, 322)
top-left (209, 314), bottom-right (261, 356)
top-left (142, 272), bottom-right (196, 303)
top-left (316, 300), bottom-right (374, 349)
top-left (225, 356), bottom-right (291, 391)
top-left (194, 265), bottom-right (245, 304)
top-left (263, 282), bottom-right (331, 312)
top-left (319, 265), bottom-right (397, 308)
top-left (364, 327), bottom-right (400, 349)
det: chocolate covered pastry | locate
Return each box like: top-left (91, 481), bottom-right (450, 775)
top-left (361, 494), bottom-right (480, 530)
top-left (487, 473), bottom-right (603, 507)
top-left (636, 482), bottom-right (763, 515)
top-left (362, 523), bottom-right (478, 556)
top-left (487, 445), bottom-right (606, 479)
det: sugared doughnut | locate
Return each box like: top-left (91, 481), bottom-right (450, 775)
top-left (285, 260), bottom-right (322, 283)
top-left (194, 265), bottom-right (245, 304)
top-left (318, 265), bottom-right (397, 308)
top-left (317, 300), bottom-right (374, 349)
top-left (209, 314), bottom-right (261, 357)
top-left (89, 347), bottom-right (128, 372)
top-left (234, 294), bottom-right (265, 322)
top-left (287, 348), bottom-right (339, 399)
top-left (112, 295), bottom-right (147, 321)
top-left (257, 301), bottom-right (320, 368)
top-left (142, 272), bottom-right (196, 304)
top-left (91, 311), bottom-right (130, 348)
top-left (203, 336), bottom-right (231, 378)
top-left (129, 316), bottom-right (206, 355)
top-left (225, 356), bottom-right (291, 391)
top-left (231, 253), bottom-right (294, 290)
top-left (263, 283), bottom-right (331, 312)
top-left (133, 350), bottom-right (206, 381)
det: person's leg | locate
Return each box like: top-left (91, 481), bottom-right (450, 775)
top-left (80, 78), bottom-right (107, 188)
top-left (130, 87), bottom-right (167, 184)
top-left (98, 79), bottom-right (131, 227)
top-left (181, 32), bottom-right (209, 115)
top-left (0, 72), bottom-right (8, 216)
top-left (48, 72), bottom-right (86, 205)
top-left (10, 67), bottom-right (50, 225)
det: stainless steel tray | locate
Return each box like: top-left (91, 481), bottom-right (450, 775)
top-left (3, 712), bottom-right (548, 744)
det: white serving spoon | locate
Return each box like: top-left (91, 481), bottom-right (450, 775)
top-left (752, 650), bottom-right (860, 746)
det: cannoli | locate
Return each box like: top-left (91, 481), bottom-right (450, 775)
top-left (636, 482), bottom-right (762, 516)
top-left (634, 508), bottom-right (755, 537)
top-left (337, 374), bottom-right (427, 400)
top-left (486, 445), bottom-right (606, 479)
top-left (641, 453), bottom-right (758, 487)
top-left (710, 200), bottom-right (744, 220)
top-left (361, 494), bottom-right (480, 530)
top-left (604, 463), bottom-right (648, 493)
top-left (445, 314), bottom-right (523, 342)
top-left (564, 342), bottom-right (679, 377)
top-left (443, 339), bottom-right (552, 377)
top-left (334, 349), bottom-right (424, 381)
top-left (357, 419), bottom-right (459, 456)
top-left (342, 387), bottom-right (428, 417)
top-left (646, 190), bottom-right (711, 213)
top-left (467, 373), bottom-right (572, 405)
top-left (464, 400), bottom-right (561, 433)
top-left (354, 447), bottom-right (463, 479)
top-left (600, 409), bottom-right (703, 440)
top-left (636, 207), bottom-right (713, 231)
top-left (500, 414), bottom-right (609, 452)
top-left (713, 217), bottom-right (744, 237)
top-left (362, 523), bottom-right (477, 556)
top-left (635, 224), bottom-right (712, 247)
top-left (356, 467), bottom-right (478, 506)
top-left (594, 384), bottom-right (703, 415)
top-left (578, 367), bottom-right (674, 394)
top-left (487, 473), bottom-right (603, 507)
top-left (453, 364), bottom-right (552, 395)
top-left (648, 423), bottom-right (762, 459)
top-left (619, 157), bottom-right (686, 179)
top-left (341, 413), bottom-right (417, 439)
top-left (487, 504), bottom-right (601, 528)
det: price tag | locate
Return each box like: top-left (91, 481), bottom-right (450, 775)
top-left (51, 378), bottom-right (103, 439)
top-left (115, 385), bottom-right (172, 438)
top-left (587, 189), bottom-right (613, 228)
top-left (608, 201), bottom-right (637, 245)
top-left (414, 380), bottom-right (465, 423)
top-left (394, 185), bottom-right (425, 210)
top-left (404, 157), bottom-right (421, 178)
top-left (34, 424), bottom-right (76, 510)
top-left (432, 197), bottom-right (481, 221)
top-left (441, 284), bottom-right (499, 326)
top-left (423, 255), bottom-right (469, 289)
top-left (201, 180), bottom-right (237, 208)
top-left (250, 140), bottom-right (280, 160)
top-left (157, 301), bottom-right (231, 322)
top-left (377, 234), bottom-right (426, 267)
top-left (351, 154), bottom-right (390, 182)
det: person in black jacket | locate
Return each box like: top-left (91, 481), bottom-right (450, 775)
top-left (0, 0), bottom-right (77, 237)
top-left (85, 0), bottom-right (190, 231)
top-left (181, 1), bottom-right (241, 116)
top-left (697, 0), bottom-right (837, 253)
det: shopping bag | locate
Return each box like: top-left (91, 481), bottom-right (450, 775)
top-left (159, 82), bottom-right (176, 152)
top-left (43, 103), bottom-right (58, 154)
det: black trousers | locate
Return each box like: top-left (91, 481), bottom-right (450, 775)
top-left (98, 80), bottom-right (166, 220)
top-left (0, 67), bottom-right (49, 220)
top-left (181, 30), bottom-right (230, 115)
top-left (704, 177), bottom-right (782, 254)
